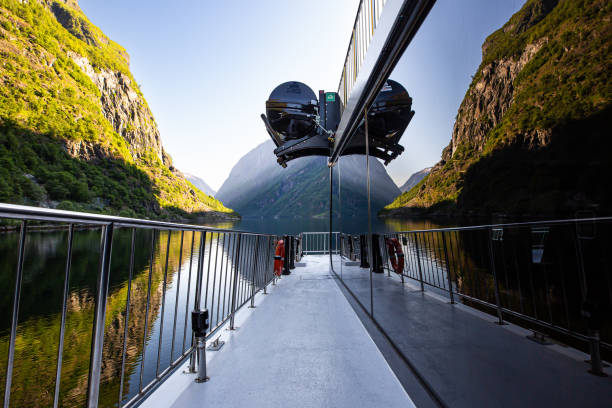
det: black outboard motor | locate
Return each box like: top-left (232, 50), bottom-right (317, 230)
top-left (343, 79), bottom-right (414, 164)
top-left (261, 79), bottom-right (413, 166)
top-left (263, 81), bottom-right (318, 144)
top-left (261, 82), bottom-right (338, 167)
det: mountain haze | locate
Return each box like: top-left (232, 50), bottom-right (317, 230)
top-left (217, 140), bottom-right (400, 218)
top-left (0, 0), bottom-right (236, 219)
top-left (184, 173), bottom-right (216, 197)
top-left (399, 168), bottom-right (431, 193)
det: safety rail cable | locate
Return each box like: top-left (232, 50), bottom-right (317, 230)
top-left (0, 204), bottom-right (280, 408)
top-left (377, 218), bottom-right (612, 353)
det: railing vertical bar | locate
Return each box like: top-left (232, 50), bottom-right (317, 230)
top-left (229, 234), bottom-right (242, 330)
top-left (250, 236), bottom-right (260, 308)
top-left (182, 231), bottom-right (196, 353)
top-left (441, 231), bottom-right (454, 303)
top-left (117, 228), bottom-right (135, 407)
top-left (422, 232), bottom-right (434, 285)
top-left (451, 231), bottom-right (462, 294)
top-left (221, 234), bottom-right (233, 321)
top-left (170, 230), bottom-right (185, 362)
top-left (52, 224), bottom-right (74, 408)
top-left (139, 229), bottom-right (156, 392)
top-left (189, 231), bottom-right (207, 373)
top-left (209, 233), bottom-right (221, 328)
top-left (216, 234), bottom-right (227, 325)
top-left (204, 232), bottom-right (214, 308)
top-left (413, 233), bottom-right (425, 291)
top-left (87, 223), bottom-right (114, 408)
top-left (156, 231), bottom-right (173, 377)
top-left (488, 228), bottom-right (505, 325)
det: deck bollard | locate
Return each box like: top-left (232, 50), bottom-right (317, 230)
top-left (192, 310), bottom-right (210, 382)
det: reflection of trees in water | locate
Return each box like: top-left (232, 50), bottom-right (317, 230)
top-left (0, 228), bottom-right (197, 407)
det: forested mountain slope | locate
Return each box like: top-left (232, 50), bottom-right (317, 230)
top-left (0, 0), bottom-right (236, 220)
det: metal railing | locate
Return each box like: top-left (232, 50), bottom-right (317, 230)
top-left (337, 0), bottom-right (387, 105)
top-left (375, 218), bottom-right (612, 356)
top-left (301, 232), bottom-right (340, 255)
top-left (0, 204), bottom-right (280, 408)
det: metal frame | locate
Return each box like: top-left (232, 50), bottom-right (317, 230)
top-left (331, 0), bottom-right (436, 164)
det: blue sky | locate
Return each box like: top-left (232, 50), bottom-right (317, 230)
top-left (79, 0), bottom-right (525, 190)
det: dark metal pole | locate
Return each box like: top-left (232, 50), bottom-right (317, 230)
top-left (329, 164), bottom-right (334, 270)
top-left (87, 223), bottom-right (114, 408)
top-left (365, 108), bottom-right (373, 316)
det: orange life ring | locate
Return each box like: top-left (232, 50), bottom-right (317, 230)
top-left (274, 240), bottom-right (285, 276)
top-left (386, 237), bottom-right (404, 275)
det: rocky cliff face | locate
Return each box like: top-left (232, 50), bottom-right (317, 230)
top-left (383, 0), bottom-right (612, 217)
top-left (0, 0), bottom-right (235, 219)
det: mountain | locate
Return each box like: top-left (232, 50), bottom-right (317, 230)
top-left (383, 0), bottom-right (612, 217)
top-left (399, 167), bottom-right (431, 193)
top-left (0, 0), bottom-right (236, 220)
top-left (216, 140), bottom-right (400, 218)
top-left (184, 172), bottom-right (216, 197)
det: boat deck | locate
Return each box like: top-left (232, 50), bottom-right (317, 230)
top-left (144, 255), bottom-right (611, 408)
top-left (142, 255), bottom-right (414, 408)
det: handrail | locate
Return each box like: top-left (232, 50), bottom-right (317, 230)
top-left (0, 203), bottom-right (267, 235)
top-left (388, 216), bottom-right (612, 234)
top-left (0, 203), bottom-right (283, 408)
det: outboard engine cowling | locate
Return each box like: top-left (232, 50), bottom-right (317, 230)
top-left (343, 79), bottom-right (414, 164)
top-left (263, 81), bottom-right (318, 144)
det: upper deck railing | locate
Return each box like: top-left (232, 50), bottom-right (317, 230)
top-left (331, 0), bottom-right (435, 163)
top-left (0, 204), bottom-right (283, 408)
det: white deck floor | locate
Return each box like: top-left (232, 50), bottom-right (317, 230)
top-left (143, 255), bottom-right (414, 408)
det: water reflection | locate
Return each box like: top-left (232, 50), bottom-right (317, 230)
top-left (0, 227), bottom-right (261, 407)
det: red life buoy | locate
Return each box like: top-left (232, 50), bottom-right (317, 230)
top-left (386, 238), bottom-right (404, 275)
top-left (274, 240), bottom-right (285, 277)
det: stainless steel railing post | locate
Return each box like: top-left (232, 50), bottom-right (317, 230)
top-left (250, 236), bottom-right (260, 308)
top-left (264, 236), bottom-right (271, 294)
top-left (4, 220), bottom-right (27, 408)
top-left (194, 336), bottom-right (208, 382)
top-left (188, 232), bottom-right (207, 373)
top-left (587, 330), bottom-right (606, 376)
top-left (413, 234), bottom-right (425, 292)
top-left (488, 228), bottom-right (505, 325)
top-left (229, 234), bottom-right (242, 330)
top-left (87, 223), bottom-right (114, 408)
top-left (441, 231), bottom-right (455, 304)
